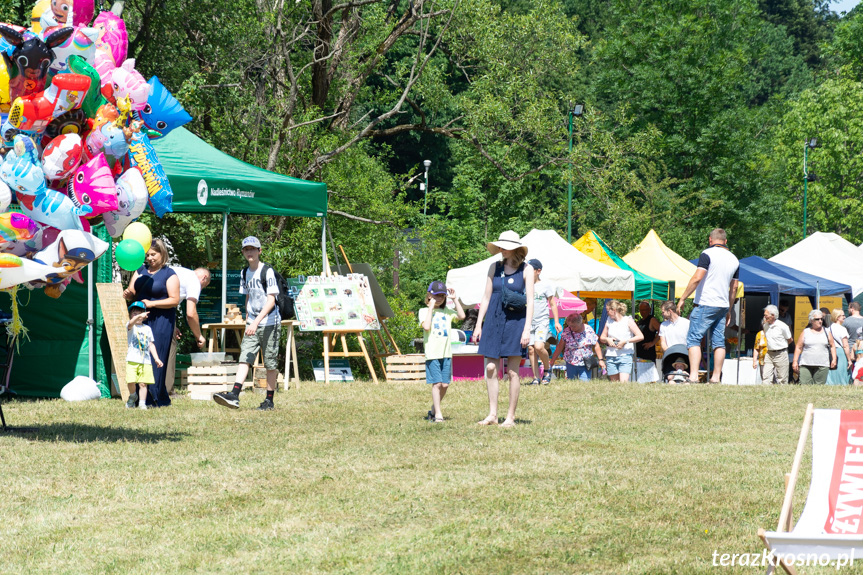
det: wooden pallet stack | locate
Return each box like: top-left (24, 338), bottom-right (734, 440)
top-left (385, 354), bottom-right (426, 383)
top-left (187, 364), bottom-right (252, 400)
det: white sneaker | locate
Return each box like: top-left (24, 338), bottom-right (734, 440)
top-left (139, 403), bottom-right (148, 410)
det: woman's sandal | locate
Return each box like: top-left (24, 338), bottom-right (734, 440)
top-left (477, 416), bottom-right (498, 426)
top-left (432, 417), bottom-right (444, 423)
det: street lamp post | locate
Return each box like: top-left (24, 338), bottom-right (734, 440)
top-left (567, 104), bottom-right (584, 243)
top-left (423, 159), bottom-right (431, 217)
top-left (803, 137), bottom-right (819, 237)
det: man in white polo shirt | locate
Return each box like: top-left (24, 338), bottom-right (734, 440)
top-left (659, 300), bottom-right (690, 350)
top-left (760, 304), bottom-right (794, 384)
top-left (676, 228), bottom-right (739, 383)
top-left (166, 266), bottom-right (211, 392)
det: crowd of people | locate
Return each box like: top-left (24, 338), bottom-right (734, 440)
top-left (416, 226), bottom-right (863, 428)
top-left (121, 226), bottom-right (858, 423)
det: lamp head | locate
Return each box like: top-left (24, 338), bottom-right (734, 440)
top-left (423, 159), bottom-right (431, 169)
top-left (572, 104), bottom-right (584, 117)
top-left (807, 137), bottom-right (820, 149)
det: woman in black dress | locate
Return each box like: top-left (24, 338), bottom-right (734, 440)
top-left (473, 231), bottom-right (534, 428)
top-left (636, 301), bottom-right (661, 365)
top-left (123, 238), bottom-right (180, 407)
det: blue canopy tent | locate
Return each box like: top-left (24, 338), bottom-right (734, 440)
top-left (739, 256), bottom-right (852, 304)
top-left (689, 257), bottom-right (850, 304)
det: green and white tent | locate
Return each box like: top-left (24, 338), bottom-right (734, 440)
top-left (153, 128), bottom-right (328, 218)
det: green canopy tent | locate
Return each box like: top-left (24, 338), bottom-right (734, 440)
top-left (7, 128), bottom-right (328, 397)
top-left (152, 127), bottom-right (329, 317)
top-left (573, 230), bottom-right (673, 300)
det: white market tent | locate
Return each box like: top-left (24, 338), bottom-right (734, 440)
top-left (770, 232), bottom-right (863, 298)
top-left (446, 229), bottom-right (634, 306)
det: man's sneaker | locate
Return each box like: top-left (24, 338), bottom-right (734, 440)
top-left (257, 399), bottom-right (274, 411)
top-left (125, 393), bottom-right (138, 409)
top-left (541, 372), bottom-right (552, 385)
top-left (139, 403), bottom-right (148, 410)
top-left (213, 391), bottom-right (240, 409)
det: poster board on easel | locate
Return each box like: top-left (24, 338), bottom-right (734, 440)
top-left (96, 283), bottom-right (129, 401)
top-left (289, 274), bottom-right (379, 331)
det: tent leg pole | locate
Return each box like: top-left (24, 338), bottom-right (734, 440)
top-left (321, 216), bottom-right (328, 275)
top-left (222, 212), bottom-right (228, 329)
top-left (88, 259), bottom-right (94, 380)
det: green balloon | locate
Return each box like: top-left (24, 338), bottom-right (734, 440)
top-left (116, 239), bottom-right (145, 272)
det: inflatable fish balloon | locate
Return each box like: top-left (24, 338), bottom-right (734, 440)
top-left (67, 152), bottom-right (117, 219)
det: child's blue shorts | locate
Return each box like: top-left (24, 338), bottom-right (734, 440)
top-left (426, 358), bottom-right (452, 384)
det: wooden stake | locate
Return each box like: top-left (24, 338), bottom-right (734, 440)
top-left (777, 403), bottom-right (814, 532)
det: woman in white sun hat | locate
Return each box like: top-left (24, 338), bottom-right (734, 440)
top-left (473, 230), bottom-right (535, 428)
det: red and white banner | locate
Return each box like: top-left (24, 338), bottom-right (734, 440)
top-left (825, 410), bottom-right (863, 534)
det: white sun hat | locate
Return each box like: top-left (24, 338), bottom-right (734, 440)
top-left (486, 230), bottom-right (528, 257)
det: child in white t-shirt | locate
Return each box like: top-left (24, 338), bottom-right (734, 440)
top-left (420, 281), bottom-right (465, 423)
top-left (126, 301), bottom-right (163, 410)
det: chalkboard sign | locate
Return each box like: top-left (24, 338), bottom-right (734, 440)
top-left (197, 269), bottom-right (245, 324)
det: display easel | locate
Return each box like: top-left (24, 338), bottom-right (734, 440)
top-left (336, 246), bottom-right (400, 375)
top-left (322, 330), bottom-right (379, 384)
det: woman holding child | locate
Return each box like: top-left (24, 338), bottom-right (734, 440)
top-left (599, 300), bottom-right (644, 382)
top-left (473, 231), bottom-right (534, 428)
top-left (123, 238), bottom-right (180, 407)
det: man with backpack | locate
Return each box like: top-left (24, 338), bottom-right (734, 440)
top-left (214, 236), bottom-right (281, 411)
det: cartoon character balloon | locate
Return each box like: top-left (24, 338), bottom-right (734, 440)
top-left (0, 25), bottom-right (74, 101)
top-left (31, 228), bottom-right (107, 298)
top-left (104, 165), bottom-right (146, 237)
top-left (127, 131), bottom-right (172, 217)
top-left (92, 12), bottom-right (127, 80)
top-left (101, 59), bottom-right (150, 111)
top-left (67, 152), bottom-right (118, 220)
top-left (138, 76), bottom-right (192, 139)
top-left (32, 0), bottom-right (95, 33)
top-left (47, 26), bottom-right (99, 78)
top-left (0, 212), bottom-right (39, 248)
top-left (41, 133), bottom-right (83, 181)
top-left (0, 135), bottom-right (91, 230)
top-left (7, 72), bottom-right (90, 133)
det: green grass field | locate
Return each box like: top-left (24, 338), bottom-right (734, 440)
top-left (2, 379), bottom-right (863, 574)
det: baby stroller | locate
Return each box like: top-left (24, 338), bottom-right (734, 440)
top-left (662, 344), bottom-right (690, 383)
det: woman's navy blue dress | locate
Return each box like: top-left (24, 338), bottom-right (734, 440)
top-left (134, 265), bottom-right (177, 407)
top-left (478, 262), bottom-right (527, 359)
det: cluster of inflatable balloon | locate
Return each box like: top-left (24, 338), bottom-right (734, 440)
top-left (0, 0), bottom-right (192, 300)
